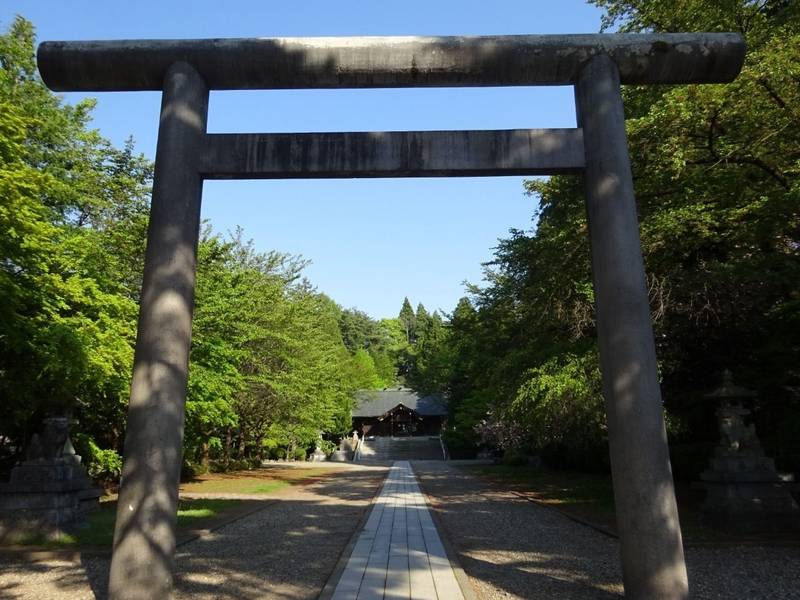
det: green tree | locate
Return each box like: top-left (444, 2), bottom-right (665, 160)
top-left (398, 297), bottom-right (416, 344)
top-left (414, 303), bottom-right (431, 342)
top-left (349, 348), bottom-right (383, 390)
top-left (0, 18), bottom-right (150, 461)
top-left (337, 307), bottom-right (400, 386)
top-left (436, 1), bottom-right (799, 469)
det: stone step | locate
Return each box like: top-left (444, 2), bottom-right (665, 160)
top-left (357, 437), bottom-right (444, 462)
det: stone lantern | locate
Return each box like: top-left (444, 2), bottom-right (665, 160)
top-left (697, 370), bottom-right (799, 532)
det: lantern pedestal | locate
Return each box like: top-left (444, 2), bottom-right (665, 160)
top-left (0, 418), bottom-right (101, 542)
top-left (697, 372), bottom-right (799, 532)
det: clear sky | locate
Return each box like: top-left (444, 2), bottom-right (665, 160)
top-left (2, 1), bottom-right (605, 319)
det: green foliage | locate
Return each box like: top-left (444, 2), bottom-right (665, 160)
top-left (398, 297), bottom-right (416, 344)
top-left (509, 352), bottom-right (605, 451)
top-left (338, 308), bottom-right (381, 352)
top-left (185, 230), bottom-right (369, 463)
top-left (583, 0), bottom-right (800, 470)
top-left (316, 438), bottom-right (338, 455)
top-left (86, 446), bottom-right (123, 486)
top-left (349, 348), bottom-right (383, 390)
top-left (0, 18), bottom-right (146, 455)
top-left (72, 434), bottom-right (123, 486)
top-left (427, 2), bottom-right (800, 473)
top-left (0, 18), bottom-right (384, 476)
top-left (336, 307), bottom-right (402, 388)
top-left (501, 450), bottom-right (529, 467)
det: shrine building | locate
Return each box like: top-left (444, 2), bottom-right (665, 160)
top-left (353, 388), bottom-right (448, 437)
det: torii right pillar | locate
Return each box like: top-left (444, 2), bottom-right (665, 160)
top-left (576, 54), bottom-right (689, 598)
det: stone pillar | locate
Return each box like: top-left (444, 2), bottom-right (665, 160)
top-left (575, 54), bottom-right (689, 599)
top-left (108, 62), bottom-right (208, 600)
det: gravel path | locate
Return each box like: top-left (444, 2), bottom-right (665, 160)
top-left (413, 461), bottom-right (800, 600)
top-left (2, 462), bottom-right (798, 599)
top-left (0, 464), bottom-right (387, 599)
top-left (414, 461), bottom-right (623, 599)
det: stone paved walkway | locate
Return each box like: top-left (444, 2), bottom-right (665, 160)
top-left (332, 461), bottom-right (466, 600)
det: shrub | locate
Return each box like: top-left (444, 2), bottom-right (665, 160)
top-left (502, 449), bottom-right (528, 466)
top-left (72, 433), bottom-right (123, 487)
top-left (317, 439), bottom-right (337, 456)
top-left (87, 446), bottom-right (123, 486)
top-left (508, 351), bottom-right (607, 470)
top-left (209, 460), bottom-right (229, 473)
top-left (293, 446), bottom-right (307, 461)
top-left (442, 428), bottom-right (478, 459)
top-left (268, 447), bottom-right (285, 460)
top-left (181, 461), bottom-right (205, 480)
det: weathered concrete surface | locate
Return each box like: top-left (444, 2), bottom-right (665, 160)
top-left (576, 55), bottom-right (689, 599)
top-left (37, 33), bottom-right (745, 92)
top-left (107, 62), bottom-right (208, 600)
top-left (201, 128), bottom-right (584, 179)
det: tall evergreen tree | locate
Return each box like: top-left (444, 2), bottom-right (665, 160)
top-left (398, 297), bottom-right (416, 344)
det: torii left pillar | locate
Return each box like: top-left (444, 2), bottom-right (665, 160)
top-left (108, 62), bottom-right (208, 599)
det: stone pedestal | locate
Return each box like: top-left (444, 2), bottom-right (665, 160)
top-left (0, 475), bottom-right (101, 542)
top-left (0, 419), bottom-right (101, 542)
top-left (697, 450), bottom-right (799, 532)
top-left (697, 373), bottom-right (800, 533)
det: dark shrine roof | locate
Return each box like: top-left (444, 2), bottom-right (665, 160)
top-left (353, 388), bottom-right (448, 417)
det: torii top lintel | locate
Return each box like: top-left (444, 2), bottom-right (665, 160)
top-left (38, 33), bottom-right (745, 92)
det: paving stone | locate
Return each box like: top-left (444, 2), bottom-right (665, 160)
top-left (332, 462), bottom-right (466, 600)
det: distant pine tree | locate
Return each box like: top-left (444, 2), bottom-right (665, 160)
top-left (398, 297), bottom-right (416, 344)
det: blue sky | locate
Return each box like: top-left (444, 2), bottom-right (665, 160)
top-left (2, 1), bottom-right (605, 319)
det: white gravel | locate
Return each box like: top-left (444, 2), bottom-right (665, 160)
top-left (413, 461), bottom-right (800, 600)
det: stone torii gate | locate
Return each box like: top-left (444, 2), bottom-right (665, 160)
top-left (38, 33), bottom-right (744, 599)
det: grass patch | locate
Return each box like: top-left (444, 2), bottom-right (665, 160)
top-left (246, 481), bottom-right (289, 494)
top-left (13, 498), bottom-right (240, 548)
top-left (180, 478), bottom-right (290, 495)
top-left (179, 466), bottom-right (334, 495)
top-left (177, 499), bottom-right (236, 523)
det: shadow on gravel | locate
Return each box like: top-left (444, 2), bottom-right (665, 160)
top-left (413, 461), bottom-right (800, 600)
top-left (1, 466), bottom-right (386, 600)
top-left (412, 461), bottom-right (624, 599)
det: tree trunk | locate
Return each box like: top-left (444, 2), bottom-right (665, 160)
top-left (223, 427), bottom-right (232, 464)
top-left (237, 426), bottom-right (246, 458)
top-left (201, 439), bottom-right (210, 469)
